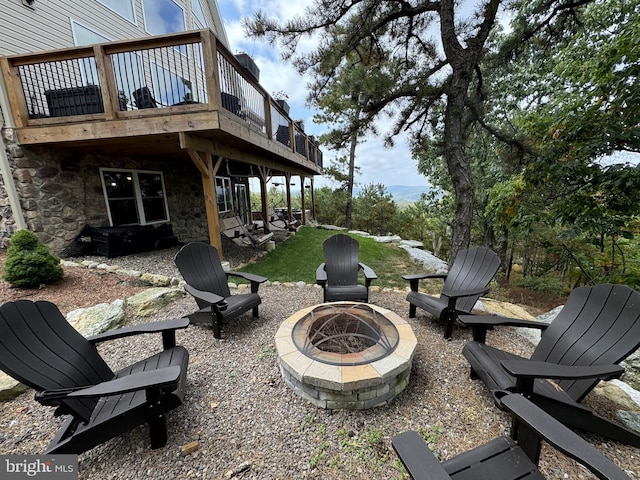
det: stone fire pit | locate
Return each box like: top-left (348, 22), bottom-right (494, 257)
top-left (275, 302), bottom-right (417, 409)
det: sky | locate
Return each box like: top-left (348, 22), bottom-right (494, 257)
top-left (216, 0), bottom-right (424, 189)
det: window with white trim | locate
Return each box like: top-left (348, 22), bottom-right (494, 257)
top-left (216, 177), bottom-right (233, 213)
top-left (142, 0), bottom-right (186, 35)
top-left (101, 169), bottom-right (170, 226)
top-left (96, 0), bottom-right (136, 23)
top-left (192, 0), bottom-right (206, 28)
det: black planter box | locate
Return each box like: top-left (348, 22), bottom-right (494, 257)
top-left (235, 53), bottom-right (260, 81)
top-left (45, 85), bottom-right (104, 117)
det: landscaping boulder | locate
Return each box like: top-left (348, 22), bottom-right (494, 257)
top-left (67, 299), bottom-right (126, 337)
top-left (622, 349), bottom-right (640, 391)
top-left (127, 287), bottom-right (184, 317)
top-left (0, 374), bottom-right (28, 401)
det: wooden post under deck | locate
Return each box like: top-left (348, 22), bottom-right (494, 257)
top-left (183, 147), bottom-right (223, 255)
top-left (284, 172), bottom-right (293, 224)
top-left (257, 165), bottom-right (270, 233)
top-left (300, 175), bottom-right (307, 225)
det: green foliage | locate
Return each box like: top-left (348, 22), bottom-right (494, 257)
top-left (2, 230), bottom-right (63, 288)
top-left (314, 186), bottom-right (349, 226)
top-left (514, 276), bottom-right (565, 295)
top-left (351, 184), bottom-right (398, 235)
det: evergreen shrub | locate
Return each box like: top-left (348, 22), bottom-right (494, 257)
top-left (2, 230), bottom-right (64, 288)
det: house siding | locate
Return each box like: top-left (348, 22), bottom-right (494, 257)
top-left (0, 0), bottom-right (227, 56)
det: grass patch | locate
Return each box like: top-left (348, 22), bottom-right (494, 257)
top-left (239, 227), bottom-right (418, 289)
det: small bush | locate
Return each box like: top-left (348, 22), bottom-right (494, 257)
top-left (514, 275), bottom-right (564, 295)
top-left (2, 230), bottom-right (63, 288)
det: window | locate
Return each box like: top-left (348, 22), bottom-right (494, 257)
top-left (216, 177), bottom-right (232, 213)
top-left (192, 0), bottom-right (207, 28)
top-left (101, 169), bottom-right (169, 226)
top-left (96, 0), bottom-right (135, 23)
top-left (71, 21), bottom-right (145, 104)
top-left (142, 0), bottom-right (186, 35)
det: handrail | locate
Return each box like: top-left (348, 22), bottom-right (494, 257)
top-left (0, 29), bottom-right (322, 168)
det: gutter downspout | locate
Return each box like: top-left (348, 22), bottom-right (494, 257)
top-left (0, 70), bottom-right (27, 231)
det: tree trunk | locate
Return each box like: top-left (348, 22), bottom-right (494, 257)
top-left (345, 128), bottom-right (358, 229)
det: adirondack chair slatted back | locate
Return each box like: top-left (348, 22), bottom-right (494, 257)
top-left (175, 242), bottom-right (231, 308)
top-left (531, 284), bottom-right (640, 402)
top-left (442, 247), bottom-right (501, 313)
top-left (0, 300), bottom-right (114, 422)
top-left (323, 234), bottom-right (360, 287)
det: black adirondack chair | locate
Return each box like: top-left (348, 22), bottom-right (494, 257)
top-left (0, 299), bottom-right (189, 454)
top-left (460, 283), bottom-right (640, 446)
top-left (403, 246), bottom-right (500, 338)
top-left (393, 392), bottom-right (630, 480)
top-left (174, 242), bottom-right (267, 339)
top-left (316, 233), bottom-right (377, 303)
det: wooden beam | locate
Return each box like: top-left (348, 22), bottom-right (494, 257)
top-left (257, 166), bottom-right (270, 234)
top-left (300, 175), bottom-right (307, 225)
top-left (185, 147), bottom-right (223, 256)
top-left (284, 172), bottom-right (293, 224)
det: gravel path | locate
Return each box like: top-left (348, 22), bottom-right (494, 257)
top-left (1, 238), bottom-right (639, 479)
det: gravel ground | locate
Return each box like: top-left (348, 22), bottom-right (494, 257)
top-left (1, 235), bottom-right (639, 479)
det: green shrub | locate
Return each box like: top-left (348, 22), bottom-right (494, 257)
top-left (2, 230), bottom-right (63, 288)
top-left (514, 275), bottom-right (564, 295)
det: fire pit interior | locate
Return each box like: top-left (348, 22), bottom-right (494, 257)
top-left (276, 302), bottom-right (417, 410)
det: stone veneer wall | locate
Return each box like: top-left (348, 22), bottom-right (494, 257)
top-left (1, 127), bottom-right (209, 253)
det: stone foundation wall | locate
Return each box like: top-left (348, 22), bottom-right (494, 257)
top-left (1, 127), bottom-right (209, 253)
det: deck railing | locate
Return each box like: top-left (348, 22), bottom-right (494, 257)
top-left (0, 29), bottom-right (322, 168)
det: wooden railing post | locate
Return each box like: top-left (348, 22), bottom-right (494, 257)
top-left (93, 45), bottom-right (118, 120)
top-left (201, 30), bottom-right (220, 110)
top-left (0, 57), bottom-right (29, 128)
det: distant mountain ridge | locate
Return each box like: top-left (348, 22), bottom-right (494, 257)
top-left (353, 184), bottom-right (432, 203)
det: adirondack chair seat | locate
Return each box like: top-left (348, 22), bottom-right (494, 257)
top-left (184, 284), bottom-right (261, 325)
top-left (405, 285), bottom-right (488, 320)
top-left (175, 242), bottom-right (267, 338)
top-left (46, 346), bottom-right (189, 454)
top-left (459, 283), bottom-right (640, 447)
top-left (403, 246), bottom-right (500, 338)
top-left (316, 234), bottom-right (377, 303)
top-left (392, 393), bottom-right (630, 480)
top-left (316, 280), bottom-right (370, 303)
top-left (0, 300), bottom-right (190, 455)
top-left (462, 340), bottom-right (622, 411)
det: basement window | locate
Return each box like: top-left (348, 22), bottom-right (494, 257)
top-left (101, 169), bottom-right (170, 226)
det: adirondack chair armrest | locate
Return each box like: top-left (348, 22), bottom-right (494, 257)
top-left (499, 394), bottom-right (631, 480)
top-left (501, 360), bottom-right (625, 396)
top-left (458, 314), bottom-right (549, 343)
top-left (442, 286), bottom-right (490, 300)
top-left (316, 263), bottom-right (327, 286)
top-left (392, 431), bottom-right (452, 480)
top-left (67, 366), bottom-right (182, 399)
top-left (36, 366), bottom-right (181, 405)
top-left (87, 317), bottom-right (189, 349)
top-left (226, 270), bottom-right (267, 293)
top-left (401, 273), bottom-right (447, 291)
top-left (359, 263), bottom-right (377, 283)
top-left (502, 360), bottom-right (625, 381)
top-left (183, 284), bottom-right (227, 308)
